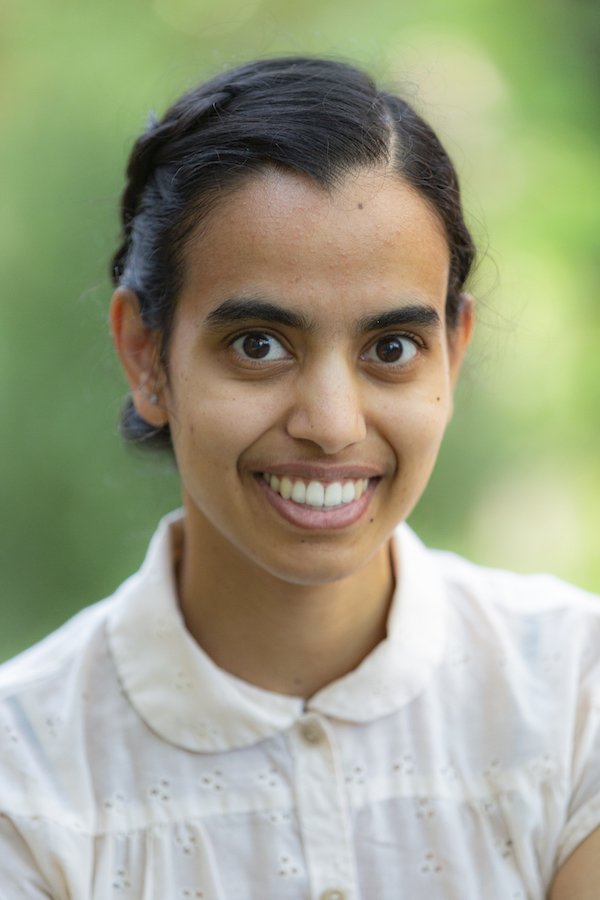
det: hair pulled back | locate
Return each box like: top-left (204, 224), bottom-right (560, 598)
top-left (112, 56), bottom-right (476, 451)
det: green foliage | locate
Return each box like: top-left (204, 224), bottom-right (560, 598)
top-left (1, 0), bottom-right (599, 660)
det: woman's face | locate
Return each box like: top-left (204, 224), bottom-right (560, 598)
top-left (148, 169), bottom-right (471, 584)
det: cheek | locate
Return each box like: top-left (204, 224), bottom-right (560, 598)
top-left (380, 387), bottom-right (451, 472)
top-left (167, 373), bottom-right (281, 483)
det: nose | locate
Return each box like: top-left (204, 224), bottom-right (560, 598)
top-left (285, 356), bottom-right (367, 455)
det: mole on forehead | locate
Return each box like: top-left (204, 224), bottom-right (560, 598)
top-left (204, 297), bottom-right (442, 334)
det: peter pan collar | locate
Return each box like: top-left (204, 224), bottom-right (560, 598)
top-left (107, 510), bottom-right (447, 753)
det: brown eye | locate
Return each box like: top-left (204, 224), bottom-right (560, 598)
top-left (243, 334), bottom-right (270, 358)
top-left (363, 335), bottom-right (418, 365)
top-left (377, 337), bottom-right (403, 362)
top-left (231, 332), bottom-right (288, 361)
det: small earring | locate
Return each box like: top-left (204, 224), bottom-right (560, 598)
top-left (149, 392), bottom-right (158, 405)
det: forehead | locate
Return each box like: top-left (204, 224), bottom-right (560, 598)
top-left (178, 168), bottom-right (451, 323)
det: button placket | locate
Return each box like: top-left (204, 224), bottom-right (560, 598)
top-left (288, 714), bottom-right (358, 900)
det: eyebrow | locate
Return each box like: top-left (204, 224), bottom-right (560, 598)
top-left (205, 298), bottom-right (312, 331)
top-left (356, 304), bottom-right (441, 334)
top-left (204, 296), bottom-right (441, 334)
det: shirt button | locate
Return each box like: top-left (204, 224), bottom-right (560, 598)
top-left (301, 721), bottom-right (324, 744)
top-left (320, 890), bottom-right (345, 900)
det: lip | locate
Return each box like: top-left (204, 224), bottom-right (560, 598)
top-left (255, 472), bottom-right (379, 530)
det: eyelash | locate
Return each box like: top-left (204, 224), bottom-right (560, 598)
top-left (228, 330), bottom-right (291, 366)
top-left (362, 331), bottom-right (425, 367)
top-left (227, 329), bottom-right (426, 366)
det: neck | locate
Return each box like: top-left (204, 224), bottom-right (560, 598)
top-left (176, 508), bottom-right (395, 699)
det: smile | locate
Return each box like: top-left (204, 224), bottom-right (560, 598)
top-left (255, 467), bottom-right (380, 530)
top-left (262, 473), bottom-right (369, 509)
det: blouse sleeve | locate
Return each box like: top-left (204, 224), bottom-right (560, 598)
top-left (0, 814), bottom-right (55, 898)
top-left (555, 654), bottom-right (600, 869)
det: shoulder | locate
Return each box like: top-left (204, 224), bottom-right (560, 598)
top-left (0, 597), bottom-right (114, 699)
top-left (433, 545), bottom-right (600, 616)
top-left (0, 513), bottom-right (182, 828)
top-left (0, 594), bottom-right (121, 828)
top-left (430, 545), bottom-right (600, 677)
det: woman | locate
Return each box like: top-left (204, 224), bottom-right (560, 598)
top-left (0, 57), bottom-right (598, 899)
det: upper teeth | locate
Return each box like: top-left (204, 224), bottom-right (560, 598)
top-left (262, 473), bottom-right (369, 508)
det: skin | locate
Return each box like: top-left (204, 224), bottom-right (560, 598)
top-left (550, 829), bottom-right (600, 899)
top-left (111, 166), bottom-right (599, 896)
top-left (112, 166), bottom-right (473, 696)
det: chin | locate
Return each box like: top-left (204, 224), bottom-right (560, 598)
top-left (246, 538), bottom-right (383, 587)
top-left (261, 562), bottom-right (363, 587)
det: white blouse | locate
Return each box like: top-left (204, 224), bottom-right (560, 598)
top-left (2, 510), bottom-right (600, 899)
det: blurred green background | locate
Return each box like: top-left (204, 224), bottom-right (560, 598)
top-left (1, 0), bottom-right (599, 661)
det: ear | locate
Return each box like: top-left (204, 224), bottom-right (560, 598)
top-left (447, 292), bottom-right (474, 389)
top-left (109, 287), bottom-right (169, 427)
